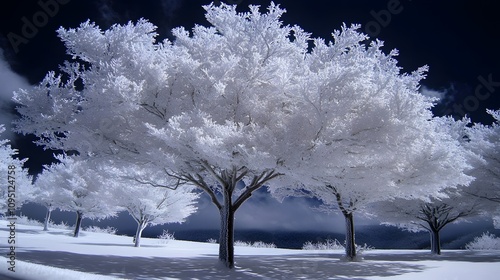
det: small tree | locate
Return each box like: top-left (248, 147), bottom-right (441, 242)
top-left (41, 155), bottom-right (121, 237)
top-left (466, 232), bottom-right (500, 250)
top-left (105, 162), bottom-right (199, 247)
top-left (0, 124), bottom-right (33, 216)
top-left (32, 172), bottom-right (57, 231)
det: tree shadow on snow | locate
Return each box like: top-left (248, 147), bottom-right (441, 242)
top-left (15, 250), bottom-right (430, 279)
top-left (0, 227), bottom-right (42, 235)
top-left (77, 242), bottom-right (166, 248)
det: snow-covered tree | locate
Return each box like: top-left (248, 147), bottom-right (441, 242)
top-left (464, 110), bottom-right (500, 214)
top-left (40, 155), bottom-right (121, 237)
top-left (270, 27), bottom-right (473, 260)
top-left (143, 4), bottom-right (308, 267)
top-left (104, 162), bottom-right (199, 247)
top-left (13, 3), bottom-right (307, 268)
top-left (373, 117), bottom-right (485, 254)
top-left (0, 124), bottom-right (33, 216)
top-left (377, 192), bottom-right (480, 255)
top-left (32, 162), bottom-right (66, 231)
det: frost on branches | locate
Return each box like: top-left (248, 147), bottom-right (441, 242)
top-left (103, 162), bottom-right (199, 247)
top-left (39, 155), bottom-right (121, 237)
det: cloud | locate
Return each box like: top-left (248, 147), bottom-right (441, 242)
top-left (0, 48), bottom-right (30, 141)
top-left (95, 0), bottom-right (122, 27)
top-left (420, 85), bottom-right (451, 104)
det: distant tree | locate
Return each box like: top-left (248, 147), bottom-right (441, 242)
top-left (270, 29), bottom-right (473, 261)
top-left (32, 168), bottom-right (61, 231)
top-left (41, 155), bottom-right (121, 237)
top-left (374, 117), bottom-right (484, 254)
top-left (377, 192), bottom-right (480, 255)
top-left (0, 124), bottom-right (33, 216)
top-left (104, 162), bottom-right (199, 247)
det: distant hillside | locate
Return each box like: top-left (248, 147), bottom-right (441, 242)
top-left (21, 203), bottom-right (500, 250)
top-left (136, 223), bottom-right (500, 250)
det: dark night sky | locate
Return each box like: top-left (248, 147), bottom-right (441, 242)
top-left (0, 0), bottom-right (499, 234)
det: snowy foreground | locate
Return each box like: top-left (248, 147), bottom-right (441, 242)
top-left (1, 220), bottom-right (500, 280)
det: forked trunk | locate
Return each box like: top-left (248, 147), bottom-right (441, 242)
top-left (73, 211), bottom-right (83, 237)
top-left (344, 212), bottom-right (356, 261)
top-left (430, 229), bottom-right (441, 255)
top-left (219, 191), bottom-right (235, 268)
top-left (43, 208), bottom-right (52, 231)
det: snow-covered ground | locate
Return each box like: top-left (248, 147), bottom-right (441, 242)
top-left (1, 220), bottom-right (499, 279)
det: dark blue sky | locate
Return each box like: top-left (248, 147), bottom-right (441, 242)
top-left (1, 0), bottom-right (499, 234)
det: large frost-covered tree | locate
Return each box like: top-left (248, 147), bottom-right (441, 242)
top-left (0, 124), bottom-right (33, 215)
top-left (40, 155), bottom-right (121, 237)
top-left (104, 162), bottom-right (199, 247)
top-left (13, 3), bottom-right (307, 268)
top-left (270, 27), bottom-right (472, 260)
top-left (143, 4), bottom-right (309, 267)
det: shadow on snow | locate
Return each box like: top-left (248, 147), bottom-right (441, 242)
top-left (13, 250), bottom-right (431, 279)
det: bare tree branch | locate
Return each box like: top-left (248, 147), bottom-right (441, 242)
top-left (233, 169), bottom-right (281, 211)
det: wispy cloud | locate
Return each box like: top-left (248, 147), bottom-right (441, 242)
top-left (420, 85), bottom-right (452, 104)
top-left (95, 0), bottom-right (122, 26)
top-left (0, 48), bottom-right (30, 141)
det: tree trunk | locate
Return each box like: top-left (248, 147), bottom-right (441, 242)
top-left (43, 208), bottom-right (52, 231)
top-left (73, 211), bottom-right (83, 237)
top-left (219, 190), bottom-right (235, 269)
top-left (134, 220), bottom-right (147, 247)
top-left (430, 228), bottom-right (441, 255)
top-left (344, 212), bottom-right (356, 261)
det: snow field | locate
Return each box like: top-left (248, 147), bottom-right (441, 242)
top-left (1, 220), bottom-right (500, 279)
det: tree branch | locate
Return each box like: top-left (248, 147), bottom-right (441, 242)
top-left (464, 191), bottom-right (500, 203)
top-left (200, 160), bottom-right (227, 189)
top-left (130, 177), bottom-right (180, 190)
top-left (183, 172), bottom-right (222, 210)
top-left (233, 169), bottom-right (281, 211)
